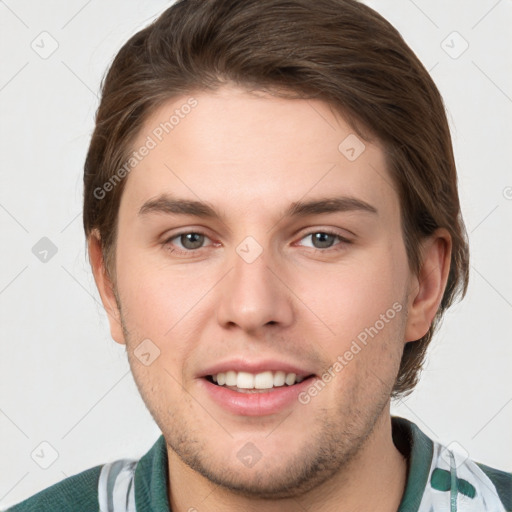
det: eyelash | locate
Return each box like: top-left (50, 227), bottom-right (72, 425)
top-left (162, 229), bottom-right (352, 257)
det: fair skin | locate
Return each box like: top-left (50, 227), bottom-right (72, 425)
top-left (89, 85), bottom-right (451, 512)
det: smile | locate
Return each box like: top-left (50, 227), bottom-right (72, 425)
top-left (207, 370), bottom-right (312, 391)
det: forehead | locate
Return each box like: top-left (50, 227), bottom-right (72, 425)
top-left (120, 85), bottom-right (398, 223)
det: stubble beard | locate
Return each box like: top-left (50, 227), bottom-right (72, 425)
top-left (116, 294), bottom-right (402, 500)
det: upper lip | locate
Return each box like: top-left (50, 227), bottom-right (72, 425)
top-left (199, 358), bottom-right (316, 379)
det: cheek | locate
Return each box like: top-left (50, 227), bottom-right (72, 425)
top-left (295, 245), bottom-right (408, 400)
top-left (115, 246), bottom-right (209, 339)
top-left (301, 245), bottom-right (407, 342)
top-left (114, 256), bottom-right (216, 387)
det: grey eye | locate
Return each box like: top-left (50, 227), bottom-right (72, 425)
top-left (302, 232), bottom-right (338, 249)
top-left (179, 233), bottom-right (205, 250)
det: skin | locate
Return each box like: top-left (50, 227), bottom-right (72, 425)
top-left (89, 85), bottom-right (451, 512)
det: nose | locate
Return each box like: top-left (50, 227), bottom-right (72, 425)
top-left (215, 244), bottom-right (295, 335)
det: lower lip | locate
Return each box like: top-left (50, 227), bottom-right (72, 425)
top-left (198, 376), bottom-right (317, 416)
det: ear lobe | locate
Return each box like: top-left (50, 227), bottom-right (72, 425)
top-left (87, 230), bottom-right (126, 345)
top-left (404, 228), bottom-right (452, 343)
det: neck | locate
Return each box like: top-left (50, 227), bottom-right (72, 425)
top-left (167, 409), bottom-right (407, 512)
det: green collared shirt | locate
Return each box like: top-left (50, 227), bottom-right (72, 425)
top-left (6, 416), bottom-right (511, 511)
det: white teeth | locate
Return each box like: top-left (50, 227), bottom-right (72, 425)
top-left (210, 370), bottom-right (308, 390)
top-left (225, 370), bottom-right (237, 386)
top-left (254, 371), bottom-right (274, 389)
top-left (237, 371), bottom-right (254, 389)
top-left (285, 372), bottom-right (296, 386)
top-left (273, 370), bottom-right (286, 386)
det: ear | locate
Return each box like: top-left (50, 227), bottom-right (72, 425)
top-left (404, 228), bottom-right (452, 343)
top-left (87, 230), bottom-right (126, 345)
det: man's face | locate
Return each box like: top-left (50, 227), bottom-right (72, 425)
top-left (108, 85), bottom-right (415, 497)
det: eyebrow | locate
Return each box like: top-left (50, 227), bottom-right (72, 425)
top-left (138, 194), bottom-right (378, 220)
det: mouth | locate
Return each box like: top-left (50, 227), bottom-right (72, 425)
top-left (204, 370), bottom-right (316, 393)
top-left (197, 358), bottom-right (318, 415)
top-left (200, 370), bottom-right (317, 416)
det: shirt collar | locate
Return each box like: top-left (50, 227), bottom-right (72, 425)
top-left (393, 416), bottom-right (434, 512)
top-left (134, 433), bottom-right (171, 511)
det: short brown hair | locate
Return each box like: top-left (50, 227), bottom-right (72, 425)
top-left (83, 0), bottom-right (469, 398)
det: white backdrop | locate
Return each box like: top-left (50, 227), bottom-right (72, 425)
top-left (0, 0), bottom-right (511, 508)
